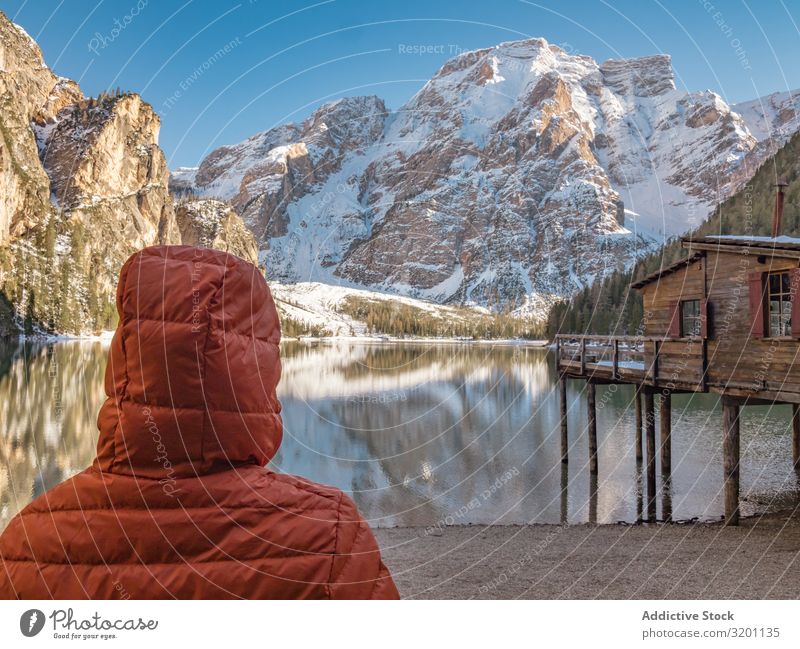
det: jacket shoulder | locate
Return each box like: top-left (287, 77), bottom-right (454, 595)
top-left (267, 472), bottom-right (347, 508)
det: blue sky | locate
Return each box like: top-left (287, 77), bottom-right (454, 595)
top-left (5, 0), bottom-right (799, 167)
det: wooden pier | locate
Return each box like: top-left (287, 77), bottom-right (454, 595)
top-left (555, 226), bottom-right (800, 524)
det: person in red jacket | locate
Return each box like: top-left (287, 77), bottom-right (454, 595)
top-left (0, 246), bottom-right (399, 599)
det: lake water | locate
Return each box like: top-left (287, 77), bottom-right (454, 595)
top-left (2, 339), bottom-right (800, 531)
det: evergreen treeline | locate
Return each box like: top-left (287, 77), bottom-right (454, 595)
top-left (1, 217), bottom-right (118, 336)
top-left (337, 296), bottom-right (544, 339)
top-left (547, 131), bottom-right (800, 338)
top-left (279, 313), bottom-right (332, 338)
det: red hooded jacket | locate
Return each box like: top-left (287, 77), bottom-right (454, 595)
top-left (0, 246), bottom-right (398, 599)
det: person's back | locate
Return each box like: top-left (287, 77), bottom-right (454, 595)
top-left (0, 246), bottom-right (398, 599)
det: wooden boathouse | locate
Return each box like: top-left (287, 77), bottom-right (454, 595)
top-left (555, 184), bottom-right (800, 525)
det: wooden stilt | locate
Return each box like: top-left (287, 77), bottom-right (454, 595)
top-left (645, 390), bottom-right (656, 521)
top-left (722, 397), bottom-right (740, 526)
top-left (560, 377), bottom-right (568, 464)
top-left (792, 403), bottom-right (800, 470)
top-left (589, 473), bottom-right (598, 525)
top-left (660, 392), bottom-right (672, 479)
top-left (636, 467), bottom-right (644, 523)
top-left (587, 382), bottom-right (597, 474)
top-left (662, 479), bottom-right (673, 523)
top-left (560, 463), bottom-right (569, 525)
top-left (635, 386), bottom-right (643, 463)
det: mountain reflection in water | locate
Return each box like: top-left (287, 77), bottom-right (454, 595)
top-left (2, 339), bottom-right (799, 531)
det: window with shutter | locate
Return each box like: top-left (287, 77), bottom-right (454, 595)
top-left (680, 299), bottom-right (701, 337)
top-left (791, 268), bottom-right (800, 337)
top-left (668, 302), bottom-right (681, 338)
top-left (748, 272), bottom-right (765, 339)
top-left (767, 271), bottom-right (792, 337)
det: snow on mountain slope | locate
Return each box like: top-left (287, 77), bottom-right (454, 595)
top-left (179, 37), bottom-right (797, 316)
top-left (271, 281), bottom-right (492, 337)
top-left (733, 90), bottom-right (800, 143)
top-left (170, 166), bottom-right (198, 196)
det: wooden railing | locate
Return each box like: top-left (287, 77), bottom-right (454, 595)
top-left (555, 334), bottom-right (705, 388)
top-left (555, 334), bottom-right (647, 378)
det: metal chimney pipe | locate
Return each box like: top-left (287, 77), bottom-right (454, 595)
top-left (772, 178), bottom-right (789, 238)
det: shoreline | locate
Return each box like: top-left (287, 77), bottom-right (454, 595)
top-left (375, 508), bottom-right (800, 599)
top-left (286, 335), bottom-right (550, 345)
top-left (5, 331), bottom-right (115, 343)
top-left (6, 333), bottom-right (551, 346)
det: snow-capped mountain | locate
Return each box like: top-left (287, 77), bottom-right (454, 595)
top-left (730, 90), bottom-right (800, 187)
top-left (733, 89), bottom-right (800, 143)
top-left (175, 38), bottom-right (797, 317)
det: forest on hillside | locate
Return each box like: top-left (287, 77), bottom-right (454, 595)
top-left (546, 131), bottom-right (800, 338)
top-left (337, 296), bottom-right (545, 340)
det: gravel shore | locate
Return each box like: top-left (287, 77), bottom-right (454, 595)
top-left (375, 510), bottom-right (800, 599)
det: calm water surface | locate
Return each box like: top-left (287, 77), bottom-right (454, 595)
top-left (2, 339), bottom-right (799, 530)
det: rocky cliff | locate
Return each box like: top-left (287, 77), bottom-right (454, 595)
top-left (0, 18), bottom-right (80, 247)
top-left (177, 38), bottom-right (793, 317)
top-left (0, 12), bottom-right (180, 335)
top-left (0, 13), bottom-right (258, 336)
top-left (175, 198), bottom-right (258, 265)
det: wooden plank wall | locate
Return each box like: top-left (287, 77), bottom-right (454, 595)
top-left (657, 340), bottom-right (704, 389)
top-left (640, 259), bottom-right (706, 389)
top-left (640, 259), bottom-right (705, 336)
top-left (640, 249), bottom-right (800, 396)
top-left (704, 250), bottom-right (800, 394)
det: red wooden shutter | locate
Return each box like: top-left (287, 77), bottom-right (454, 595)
top-left (700, 299), bottom-right (709, 339)
top-left (748, 272), bottom-right (765, 339)
top-left (668, 301), bottom-right (681, 338)
top-left (791, 268), bottom-right (800, 337)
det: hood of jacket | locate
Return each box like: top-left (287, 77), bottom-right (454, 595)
top-left (94, 245), bottom-right (283, 479)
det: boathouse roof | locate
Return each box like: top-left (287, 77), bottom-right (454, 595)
top-left (632, 235), bottom-right (800, 290)
top-left (630, 252), bottom-right (703, 289)
top-left (682, 234), bottom-right (800, 254)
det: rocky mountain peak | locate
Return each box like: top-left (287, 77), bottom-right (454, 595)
top-left (0, 14), bottom-right (83, 122)
top-left (0, 13), bottom-right (83, 245)
top-left (178, 37), bottom-right (800, 318)
top-left (305, 95), bottom-right (388, 148)
top-left (39, 93), bottom-right (166, 210)
top-left (600, 54), bottom-right (675, 97)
